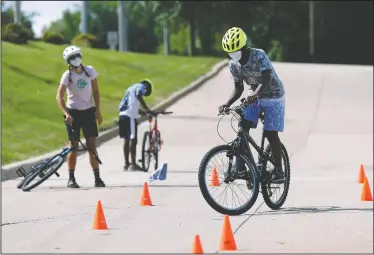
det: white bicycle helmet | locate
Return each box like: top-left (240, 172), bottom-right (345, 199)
top-left (62, 46), bottom-right (82, 67)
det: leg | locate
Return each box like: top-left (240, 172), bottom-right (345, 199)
top-left (235, 104), bottom-right (260, 176)
top-left (128, 118), bottom-right (143, 171)
top-left (119, 115), bottom-right (131, 170)
top-left (82, 107), bottom-right (105, 187)
top-left (261, 96), bottom-right (285, 184)
top-left (64, 111), bottom-right (81, 188)
top-left (123, 139), bottom-right (130, 167)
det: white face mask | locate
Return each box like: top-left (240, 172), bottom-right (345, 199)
top-left (69, 57), bottom-right (82, 67)
top-left (228, 51), bottom-right (242, 63)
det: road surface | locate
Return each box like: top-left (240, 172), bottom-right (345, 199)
top-left (2, 63), bottom-right (373, 253)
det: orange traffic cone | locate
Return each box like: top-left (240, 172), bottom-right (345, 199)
top-left (357, 164), bottom-right (366, 184)
top-left (219, 215), bottom-right (237, 251)
top-left (140, 182), bottom-right (153, 206)
top-left (361, 177), bottom-right (373, 201)
top-left (209, 167), bottom-right (220, 187)
top-left (92, 200), bottom-right (108, 230)
top-left (192, 234), bottom-right (204, 254)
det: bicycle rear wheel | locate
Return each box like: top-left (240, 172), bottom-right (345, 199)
top-left (261, 143), bottom-right (291, 210)
top-left (198, 144), bottom-right (260, 216)
top-left (21, 155), bottom-right (65, 192)
top-left (141, 131), bottom-right (152, 172)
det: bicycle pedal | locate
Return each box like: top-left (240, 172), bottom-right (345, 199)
top-left (16, 167), bottom-right (27, 177)
top-left (38, 172), bottom-right (45, 178)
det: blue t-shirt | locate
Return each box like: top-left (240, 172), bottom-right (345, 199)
top-left (229, 48), bottom-right (285, 99)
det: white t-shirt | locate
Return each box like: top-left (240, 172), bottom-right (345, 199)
top-left (118, 83), bottom-right (147, 119)
top-left (60, 65), bottom-right (98, 110)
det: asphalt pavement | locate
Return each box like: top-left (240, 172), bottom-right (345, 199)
top-left (2, 62), bottom-right (373, 253)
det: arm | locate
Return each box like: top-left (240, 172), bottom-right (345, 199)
top-left (255, 69), bottom-right (271, 95)
top-left (56, 84), bottom-right (69, 115)
top-left (255, 50), bottom-right (272, 96)
top-left (225, 80), bottom-right (244, 107)
top-left (137, 94), bottom-right (152, 112)
top-left (92, 79), bottom-right (101, 112)
top-left (225, 62), bottom-right (244, 107)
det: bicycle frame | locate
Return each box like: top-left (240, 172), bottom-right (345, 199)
top-left (16, 139), bottom-right (100, 178)
top-left (147, 114), bottom-right (159, 134)
top-left (233, 114), bottom-right (276, 170)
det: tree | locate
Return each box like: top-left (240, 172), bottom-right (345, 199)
top-left (1, 6), bottom-right (38, 39)
top-left (47, 9), bottom-right (80, 43)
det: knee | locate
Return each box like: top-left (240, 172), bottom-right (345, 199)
top-left (86, 140), bottom-right (96, 151)
top-left (70, 141), bottom-right (78, 149)
top-left (264, 130), bottom-right (279, 141)
top-left (130, 139), bottom-right (137, 147)
top-left (242, 119), bottom-right (254, 130)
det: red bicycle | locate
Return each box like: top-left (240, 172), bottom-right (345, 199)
top-left (139, 110), bottom-right (173, 172)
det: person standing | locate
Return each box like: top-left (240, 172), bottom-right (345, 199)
top-left (118, 79), bottom-right (154, 171)
top-left (56, 45), bottom-right (105, 188)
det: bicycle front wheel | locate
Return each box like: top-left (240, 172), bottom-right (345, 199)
top-left (152, 130), bottom-right (160, 170)
top-left (21, 155), bottom-right (65, 192)
top-left (198, 145), bottom-right (260, 216)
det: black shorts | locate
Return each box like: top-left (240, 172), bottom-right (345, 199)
top-left (119, 115), bottom-right (138, 142)
top-left (64, 107), bottom-right (98, 141)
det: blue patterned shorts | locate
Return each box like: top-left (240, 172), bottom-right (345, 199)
top-left (243, 95), bottom-right (285, 132)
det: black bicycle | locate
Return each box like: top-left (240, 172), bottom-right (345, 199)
top-left (139, 110), bottom-right (173, 172)
top-left (16, 131), bottom-right (102, 192)
top-left (198, 98), bottom-right (291, 215)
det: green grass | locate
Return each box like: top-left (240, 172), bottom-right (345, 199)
top-left (2, 41), bottom-right (221, 165)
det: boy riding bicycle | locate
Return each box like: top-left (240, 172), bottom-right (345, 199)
top-left (219, 27), bottom-right (286, 184)
top-left (118, 79), bottom-right (155, 171)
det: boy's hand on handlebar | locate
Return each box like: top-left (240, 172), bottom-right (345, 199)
top-left (218, 104), bottom-right (228, 115)
top-left (146, 109), bottom-right (156, 116)
top-left (246, 94), bottom-right (258, 104)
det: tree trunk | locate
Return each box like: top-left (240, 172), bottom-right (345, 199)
top-left (187, 19), bottom-right (195, 56)
top-left (163, 19), bottom-right (170, 56)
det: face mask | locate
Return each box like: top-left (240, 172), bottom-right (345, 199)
top-left (69, 57), bottom-right (82, 67)
top-left (229, 51), bottom-right (242, 63)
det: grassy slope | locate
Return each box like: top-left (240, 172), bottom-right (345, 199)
top-left (2, 41), bottom-right (221, 165)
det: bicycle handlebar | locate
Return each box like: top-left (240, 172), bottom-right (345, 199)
top-left (218, 97), bottom-right (265, 121)
top-left (142, 110), bottom-right (173, 117)
top-left (218, 98), bottom-right (251, 116)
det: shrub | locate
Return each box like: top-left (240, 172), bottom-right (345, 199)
top-left (42, 31), bottom-right (65, 45)
top-left (71, 33), bottom-right (99, 48)
top-left (2, 23), bottom-right (31, 44)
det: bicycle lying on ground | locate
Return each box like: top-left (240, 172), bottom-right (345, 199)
top-left (139, 110), bottom-right (173, 172)
top-left (16, 127), bottom-right (102, 192)
top-left (198, 98), bottom-right (291, 216)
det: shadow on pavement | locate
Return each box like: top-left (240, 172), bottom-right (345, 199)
top-left (23, 183), bottom-right (200, 192)
top-left (253, 206), bottom-right (373, 216)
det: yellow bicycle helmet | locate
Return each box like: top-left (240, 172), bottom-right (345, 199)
top-left (222, 27), bottom-right (247, 53)
top-left (140, 78), bottom-right (153, 95)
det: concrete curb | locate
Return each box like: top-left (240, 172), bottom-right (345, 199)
top-left (1, 59), bottom-right (229, 182)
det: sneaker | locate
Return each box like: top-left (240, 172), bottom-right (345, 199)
top-left (271, 169), bottom-right (285, 184)
top-left (67, 178), bottom-right (80, 188)
top-left (123, 164), bottom-right (130, 171)
top-left (95, 178), bottom-right (106, 188)
top-left (128, 164), bottom-right (144, 172)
